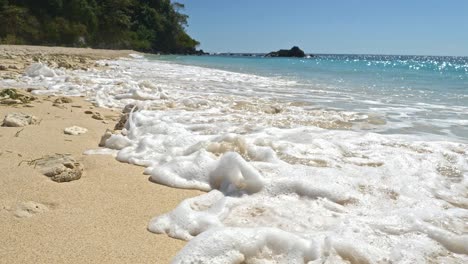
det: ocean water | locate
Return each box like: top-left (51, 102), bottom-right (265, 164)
top-left (2, 54), bottom-right (467, 263)
top-left (154, 54), bottom-right (468, 141)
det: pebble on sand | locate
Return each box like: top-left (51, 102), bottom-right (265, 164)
top-left (2, 112), bottom-right (38, 127)
top-left (34, 154), bottom-right (83, 183)
top-left (64, 126), bottom-right (88, 135)
top-left (54, 97), bottom-right (73, 104)
top-left (91, 112), bottom-right (104, 120)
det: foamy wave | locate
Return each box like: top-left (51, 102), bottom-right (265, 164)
top-left (3, 56), bottom-right (467, 263)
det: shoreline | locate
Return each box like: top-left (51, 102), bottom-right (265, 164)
top-left (0, 45), bottom-right (138, 80)
top-left (0, 45), bottom-right (200, 263)
top-left (1, 45), bottom-right (467, 263)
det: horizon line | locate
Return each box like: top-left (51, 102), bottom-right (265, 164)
top-left (200, 51), bottom-right (468, 58)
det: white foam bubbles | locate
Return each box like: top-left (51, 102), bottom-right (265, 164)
top-left (2, 56), bottom-right (467, 263)
top-left (25, 63), bottom-right (56, 77)
top-left (171, 227), bottom-right (320, 264)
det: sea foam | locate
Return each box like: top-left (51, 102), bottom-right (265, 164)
top-left (2, 56), bottom-right (467, 263)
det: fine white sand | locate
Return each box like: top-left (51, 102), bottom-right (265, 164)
top-left (0, 45), bottom-right (201, 263)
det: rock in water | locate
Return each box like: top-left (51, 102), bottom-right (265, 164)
top-left (34, 154), bottom-right (83, 182)
top-left (99, 129), bottom-right (114, 147)
top-left (122, 103), bottom-right (137, 113)
top-left (264, 105), bottom-right (282, 114)
top-left (2, 112), bottom-right (38, 127)
top-left (265, 46), bottom-right (307, 57)
top-left (114, 114), bottom-right (129, 130)
top-left (64, 126), bottom-right (88, 135)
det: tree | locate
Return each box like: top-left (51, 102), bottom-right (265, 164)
top-left (0, 0), bottom-right (200, 53)
top-left (0, 4), bottom-right (40, 44)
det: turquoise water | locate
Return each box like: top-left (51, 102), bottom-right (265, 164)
top-left (151, 54), bottom-right (468, 141)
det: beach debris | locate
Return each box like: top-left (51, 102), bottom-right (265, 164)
top-left (99, 129), bottom-right (114, 146)
top-left (64, 126), bottom-right (88, 135)
top-left (84, 110), bottom-right (93, 114)
top-left (0, 88), bottom-right (36, 105)
top-left (2, 112), bottom-right (38, 127)
top-left (14, 201), bottom-right (49, 218)
top-left (0, 65), bottom-right (7, 71)
top-left (26, 87), bottom-right (41, 93)
top-left (91, 112), bottom-right (104, 120)
top-left (14, 128), bottom-right (25, 137)
top-left (26, 154), bottom-right (83, 182)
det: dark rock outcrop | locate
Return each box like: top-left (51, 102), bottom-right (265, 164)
top-left (195, 49), bottom-right (209, 56)
top-left (184, 49), bottom-right (209, 56)
top-left (265, 46), bottom-right (306, 58)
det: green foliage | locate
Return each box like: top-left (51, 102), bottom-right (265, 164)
top-left (0, 0), bottom-right (199, 53)
top-left (0, 5), bottom-right (40, 44)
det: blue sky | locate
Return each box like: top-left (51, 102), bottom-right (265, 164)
top-left (176, 0), bottom-right (468, 56)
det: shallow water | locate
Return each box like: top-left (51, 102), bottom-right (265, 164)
top-left (2, 55), bottom-right (467, 263)
top-left (156, 54), bottom-right (468, 141)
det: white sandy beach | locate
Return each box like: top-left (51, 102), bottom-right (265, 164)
top-left (0, 45), bottom-right (200, 263)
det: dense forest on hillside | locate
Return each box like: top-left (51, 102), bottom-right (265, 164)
top-left (0, 0), bottom-right (199, 53)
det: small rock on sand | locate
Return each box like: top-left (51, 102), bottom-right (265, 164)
top-left (64, 126), bottom-right (88, 135)
top-left (92, 112), bottom-right (103, 120)
top-left (0, 88), bottom-right (37, 105)
top-left (2, 112), bottom-right (38, 127)
top-left (58, 61), bottom-right (73, 69)
top-left (34, 154), bottom-right (83, 182)
top-left (1, 99), bottom-right (22, 105)
top-left (54, 97), bottom-right (73, 104)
